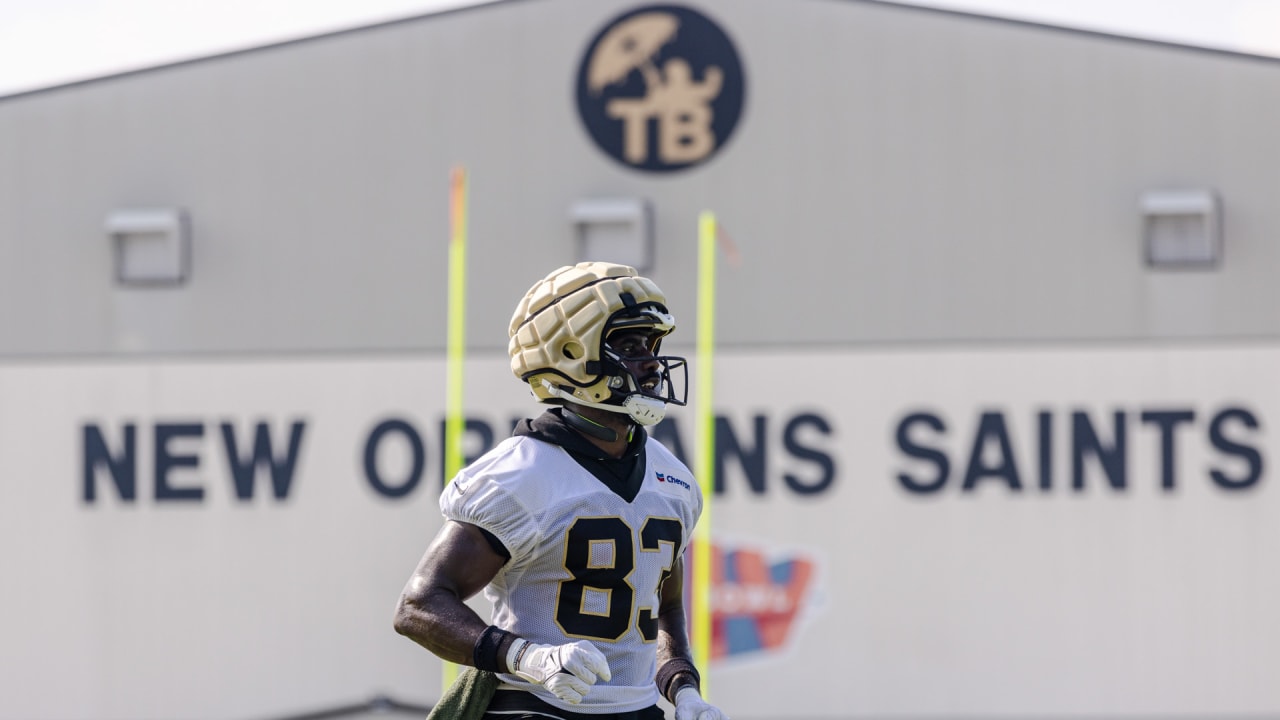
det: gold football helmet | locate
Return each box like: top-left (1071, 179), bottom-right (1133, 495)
top-left (508, 262), bottom-right (688, 425)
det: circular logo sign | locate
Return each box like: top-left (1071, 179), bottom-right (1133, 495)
top-left (575, 4), bottom-right (746, 173)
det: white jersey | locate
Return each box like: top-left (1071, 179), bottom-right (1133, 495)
top-left (440, 432), bottom-right (702, 713)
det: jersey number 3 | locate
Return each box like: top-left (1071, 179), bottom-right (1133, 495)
top-left (556, 516), bottom-right (683, 642)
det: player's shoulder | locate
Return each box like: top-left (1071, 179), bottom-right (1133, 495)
top-left (442, 436), bottom-right (572, 559)
top-left (465, 434), bottom-right (549, 474)
top-left (645, 435), bottom-right (692, 474)
top-left (643, 435), bottom-right (701, 501)
top-left (451, 434), bottom-right (575, 496)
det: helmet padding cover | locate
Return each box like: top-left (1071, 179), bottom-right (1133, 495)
top-left (508, 262), bottom-right (672, 406)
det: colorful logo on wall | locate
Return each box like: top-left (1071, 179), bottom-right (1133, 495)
top-left (575, 4), bottom-right (746, 173)
top-left (687, 539), bottom-right (820, 661)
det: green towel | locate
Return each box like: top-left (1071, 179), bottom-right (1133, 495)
top-left (426, 667), bottom-right (500, 720)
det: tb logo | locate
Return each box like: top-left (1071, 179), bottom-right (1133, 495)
top-left (575, 4), bottom-right (746, 173)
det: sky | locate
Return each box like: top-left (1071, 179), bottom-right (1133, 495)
top-left (2, 0), bottom-right (1280, 97)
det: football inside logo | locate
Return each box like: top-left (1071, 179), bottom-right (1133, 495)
top-left (575, 4), bottom-right (746, 172)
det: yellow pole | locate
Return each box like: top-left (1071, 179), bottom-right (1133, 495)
top-left (442, 165), bottom-right (468, 690)
top-left (693, 210), bottom-right (717, 697)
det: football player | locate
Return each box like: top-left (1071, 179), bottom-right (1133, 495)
top-left (394, 262), bottom-right (729, 720)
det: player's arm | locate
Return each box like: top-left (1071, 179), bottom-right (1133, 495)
top-left (656, 555), bottom-right (731, 720)
top-left (656, 554), bottom-right (700, 697)
top-left (393, 520), bottom-right (510, 664)
top-left (393, 519), bottom-right (612, 704)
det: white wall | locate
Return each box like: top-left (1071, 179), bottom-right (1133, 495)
top-left (3, 342), bottom-right (1277, 718)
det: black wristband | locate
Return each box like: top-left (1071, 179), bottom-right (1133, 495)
top-left (473, 625), bottom-right (513, 672)
top-left (655, 657), bottom-right (700, 703)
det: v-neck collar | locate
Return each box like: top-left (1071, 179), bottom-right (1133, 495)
top-left (513, 408), bottom-right (648, 502)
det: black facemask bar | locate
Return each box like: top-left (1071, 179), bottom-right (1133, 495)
top-left (594, 298), bottom-right (687, 407)
top-left (599, 347), bottom-right (688, 407)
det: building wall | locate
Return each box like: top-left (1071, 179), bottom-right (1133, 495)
top-left (2, 0), bottom-right (1279, 358)
top-left (2, 1), bottom-right (1279, 719)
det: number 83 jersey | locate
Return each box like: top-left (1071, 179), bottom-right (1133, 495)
top-left (440, 433), bottom-right (703, 713)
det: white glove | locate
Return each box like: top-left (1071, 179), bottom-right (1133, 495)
top-left (507, 639), bottom-right (612, 704)
top-left (674, 686), bottom-right (730, 720)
